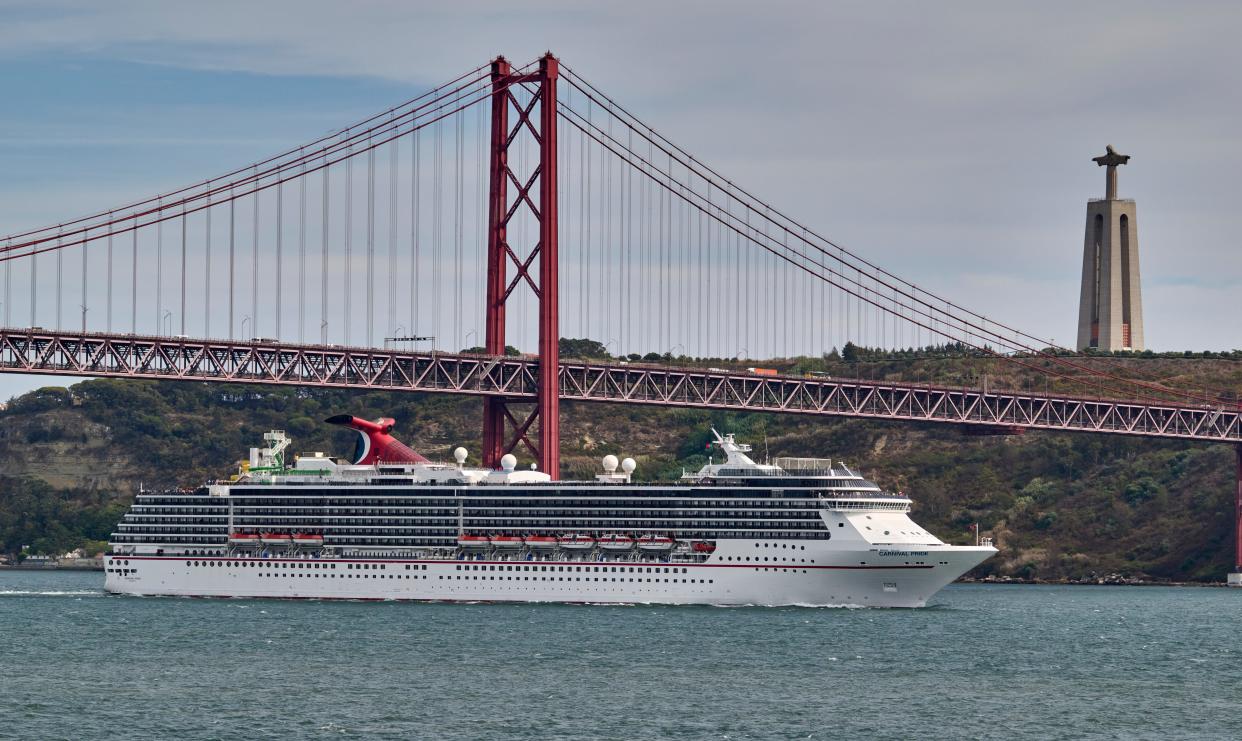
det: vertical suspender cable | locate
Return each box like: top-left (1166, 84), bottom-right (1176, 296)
top-left (56, 230), bottom-right (63, 329)
top-left (702, 182), bottom-right (710, 357)
top-left (321, 164), bottom-right (330, 344)
top-left (252, 173), bottom-right (260, 339)
top-left (275, 181), bottom-right (283, 339)
top-left (476, 95), bottom-right (484, 348)
top-left (130, 217), bottom-right (137, 333)
top-left (229, 193), bottom-right (236, 339)
top-left (155, 207), bottom-right (162, 333)
top-left (624, 128), bottom-right (632, 353)
top-left (411, 131), bottom-right (419, 333)
top-left (205, 199), bottom-right (211, 338)
top-left (30, 237), bottom-right (37, 326)
top-left (366, 138), bottom-right (375, 347)
top-left (457, 106), bottom-right (466, 347)
top-left (388, 133), bottom-right (398, 341)
top-left (3, 238), bottom-right (9, 327)
top-left (433, 118), bottom-right (442, 349)
top-left (180, 209), bottom-right (187, 335)
top-left (299, 156), bottom-right (307, 344)
top-left (604, 112), bottom-right (612, 343)
top-left (80, 228), bottom-right (87, 332)
top-left (579, 96), bottom-right (587, 338)
top-left (345, 145), bottom-right (353, 346)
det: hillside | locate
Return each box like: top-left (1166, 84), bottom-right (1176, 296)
top-left (1, 351), bottom-right (1238, 582)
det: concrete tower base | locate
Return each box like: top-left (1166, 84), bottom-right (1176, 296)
top-left (1228, 573), bottom-right (1242, 587)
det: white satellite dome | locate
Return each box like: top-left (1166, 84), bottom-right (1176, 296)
top-left (602, 454), bottom-right (619, 472)
top-left (500, 453), bottom-right (517, 471)
top-left (453, 447), bottom-right (468, 464)
top-left (621, 457), bottom-right (637, 474)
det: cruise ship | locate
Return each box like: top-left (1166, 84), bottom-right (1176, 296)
top-left (104, 416), bottom-right (996, 607)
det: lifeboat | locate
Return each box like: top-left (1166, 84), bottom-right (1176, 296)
top-left (228, 532), bottom-right (260, 545)
top-left (558, 534), bottom-right (596, 551)
top-left (292, 533), bottom-right (324, 547)
top-left (457, 534), bottom-right (490, 549)
top-left (691, 541), bottom-right (717, 554)
top-left (259, 532), bottom-right (292, 545)
top-left (491, 535), bottom-right (525, 549)
top-left (524, 535), bottom-right (559, 549)
top-left (637, 535), bottom-right (676, 551)
top-left (598, 534), bottom-right (635, 551)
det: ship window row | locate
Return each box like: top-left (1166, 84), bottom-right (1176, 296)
top-left (228, 514), bottom-right (821, 526)
top-left (444, 574), bottom-right (716, 585)
top-left (123, 505), bottom-right (845, 521)
top-left (225, 489), bottom-right (872, 502)
top-left (225, 503), bottom-right (826, 515)
top-left (116, 525), bottom-right (222, 534)
top-left (111, 529), bottom-right (827, 546)
top-left (110, 536), bottom-right (223, 544)
top-left (225, 521), bottom-right (824, 532)
top-left (116, 524), bottom-right (828, 536)
top-left (130, 506), bottom-right (227, 514)
top-left (121, 517), bottom-right (226, 525)
top-left (225, 497), bottom-right (829, 508)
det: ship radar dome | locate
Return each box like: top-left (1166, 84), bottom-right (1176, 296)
top-left (602, 454), bottom-right (619, 472)
top-left (453, 447), bottom-right (468, 465)
top-left (621, 457), bottom-right (637, 474)
top-left (500, 453), bottom-right (517, 471)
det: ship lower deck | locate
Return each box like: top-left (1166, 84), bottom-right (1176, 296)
top-left (103, 543), bottom-right (994, 608)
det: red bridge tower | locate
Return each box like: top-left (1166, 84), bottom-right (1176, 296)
top-left (482, 53), bottom-right (561, 478)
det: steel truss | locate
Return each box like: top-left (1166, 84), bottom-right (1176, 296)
top-left (1, 328), bottom-right (1237, 444)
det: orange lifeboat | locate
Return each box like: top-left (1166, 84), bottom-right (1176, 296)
top-left (259, 532), bottom-right (292, 545)
top-left (491, 535), bottom-right (525, 549)
top-left (292, 533), bottom-right (324, 547)
top-left (457, 534), bottom-right (490, 549)
top-left (229, 532), bottom-right (260, 546)
top-left (525, 535), bottom-right (559, 549)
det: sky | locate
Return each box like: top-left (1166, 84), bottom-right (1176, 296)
top-left (0, 0), bottom-right (1239, 401)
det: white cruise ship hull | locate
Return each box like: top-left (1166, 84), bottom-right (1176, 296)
top-left (104, 542), bottom-right (995, 608)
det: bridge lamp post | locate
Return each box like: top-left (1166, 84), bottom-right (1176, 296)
top-left (162, 310), bottom-right (172, 337)
top-left (605, 338), bottom-right (617, 358)
top-left (464, 329), bottom-right (477, 351)
top-left (80, 304), bottom-right (88, 334)
top-left (320, 320), bottom-right (328, 345)
top-left (384, 326), bottom-right (406, 350)
top-left (241, 315), bottom-right (251, 341)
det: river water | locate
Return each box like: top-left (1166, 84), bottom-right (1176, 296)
top-left (1, 570), bottom-right (1238, 740)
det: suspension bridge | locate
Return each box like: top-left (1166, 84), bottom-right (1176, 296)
top-left (1, 54), bottom-right (1239, 577)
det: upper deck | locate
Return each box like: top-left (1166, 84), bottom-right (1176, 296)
top-left (227, 428), bottom-right (904, 503)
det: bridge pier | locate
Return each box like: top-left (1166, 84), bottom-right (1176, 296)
top-left (1230, 444), bottom-right (1242, 587)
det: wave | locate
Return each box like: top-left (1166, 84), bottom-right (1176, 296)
top-left (0, 589), bottom-right (102, 596)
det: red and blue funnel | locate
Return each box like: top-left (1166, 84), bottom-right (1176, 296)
top-left (325, 415), bottom-right (430, 465)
